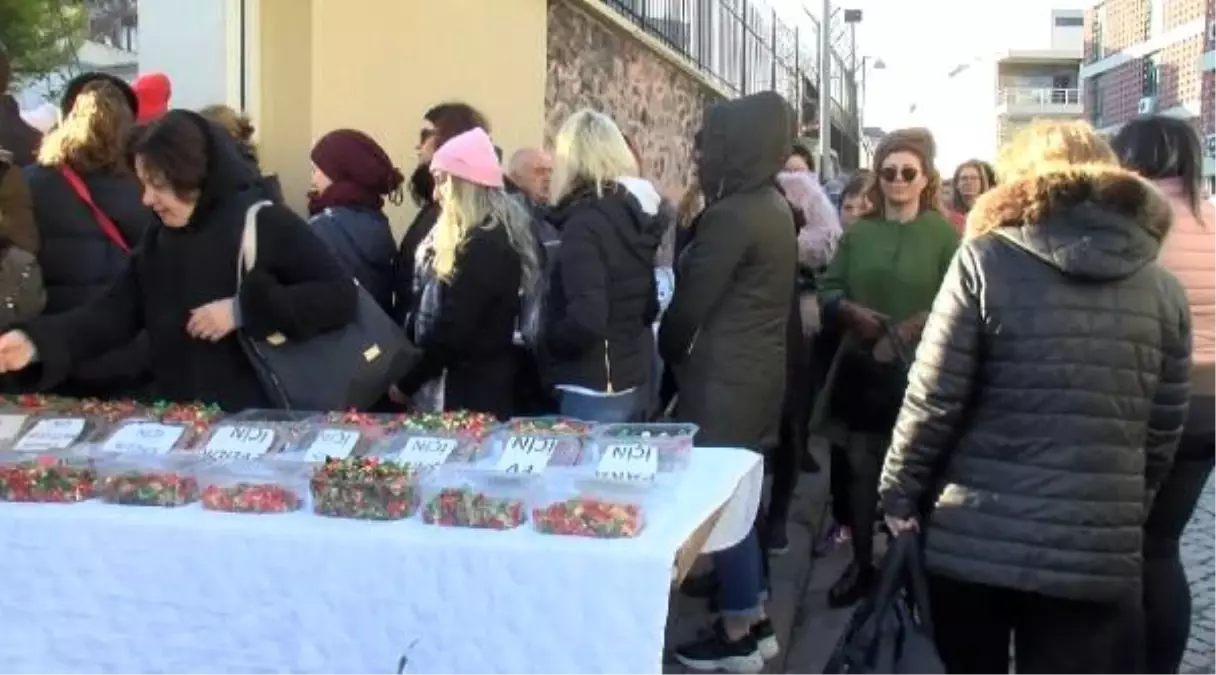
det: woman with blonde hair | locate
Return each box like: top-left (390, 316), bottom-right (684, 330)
top-left (879, 119), bottom-right (1191, 673)
top-left (543, 109), bottom-right (663, 422)
top-left (198, 104), bottom-right (283, 203)
top-left (24, 77), bottom-right (154, 398)
top-left (816, 128), bottom-right (960, 607)
top-left (392, 128), bottom-right (538, 419)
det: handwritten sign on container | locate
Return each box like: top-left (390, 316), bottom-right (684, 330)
top-left (595, 443), bottom-right (658, 484)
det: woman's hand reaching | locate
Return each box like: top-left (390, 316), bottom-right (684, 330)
top-left (187, 299), bottom-right (237, 342)
top-left (0, 331), bottom-right (36, 373)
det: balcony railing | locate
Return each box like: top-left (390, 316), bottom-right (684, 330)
top-left (995, 87), bottom-right (1082, 109)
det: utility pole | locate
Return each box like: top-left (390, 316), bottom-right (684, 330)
top-left (818, 0), bottom-right (832, 180)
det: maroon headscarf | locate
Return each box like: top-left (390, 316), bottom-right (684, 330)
top-left (308, 129), bottom-right (404, 215)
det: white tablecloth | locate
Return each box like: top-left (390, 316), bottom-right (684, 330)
top-left (0, 446), bottom-right (762, 674)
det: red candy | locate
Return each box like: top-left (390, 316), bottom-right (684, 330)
top-left (201, 482), bottom-right (301, 513)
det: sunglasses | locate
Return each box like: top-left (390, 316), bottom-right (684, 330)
top-left (880, 166), bottom-right (919, 183)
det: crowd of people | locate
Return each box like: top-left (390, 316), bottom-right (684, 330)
top-left (0, 40), bottom-right (1213, 674)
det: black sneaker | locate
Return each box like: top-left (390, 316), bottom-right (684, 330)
top-left (751, 618), bottom-right (780, 661)
top-left (673, 622), bottom-right (765, 673)
top-left (827, 560), bottom-right (875, 609)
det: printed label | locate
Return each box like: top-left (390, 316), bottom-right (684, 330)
top-left (14, 418), bottom-right (86, 451)
top-left (203, 425), bottom-right (275, 460)
top-left (303, 429), bottom-right (360, 461)
top-left (495, 435), bottom-right (557, 475)
top-left (0, 414), bottom-right (28, 444)
top-left (396, 436), bottom-right (459, 470)
top-left (595, 443), bottom-right (658, 483)
top-left (102, 423), bottom-right (185, 455)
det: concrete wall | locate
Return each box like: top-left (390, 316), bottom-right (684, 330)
top-left (545, 0), bottom-right (725, 200)
top-left (253, 0), bottom-right (549, 230)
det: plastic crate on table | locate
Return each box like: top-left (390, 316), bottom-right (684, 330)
top-left (273, 412), bottom-right (400, 464)
top-left (477, 417), bottom-right (594, 474)
top-left (95, 452), bottom-right (204, 507)
top-left (419, 467), bottom-right (530, 530)
top-left (530, 478), bottom-right (648, 539)
top-left (386, 411), bottom-right (497, 460)
top-left (0, 446), bottom-right (103, 503)
top-left (310, 454), bottom-right (421, 521)
top-left (192, 410), bottom-right (310, 461)
top-left (370, 428), bottom-right (480, 473)
top-left (8, 413), bottom-right (107, 452)
top-left (197, 460), bottom-right (309, 514)
top-left (590, 422), bottom-right (698, 474)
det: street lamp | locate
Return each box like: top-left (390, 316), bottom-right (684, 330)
top-left (858, 57), bottom-right (886, 160)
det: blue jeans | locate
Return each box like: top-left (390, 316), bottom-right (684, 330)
top-left (558, 389), bottom-right (642, 423)
top-left (713, 528), bottom-right (767, 618)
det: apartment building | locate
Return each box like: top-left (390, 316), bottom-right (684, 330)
top-left (1081, 0), bottom-right (1215, 188)
top-left (996, 50), bottom-right (1085, 149)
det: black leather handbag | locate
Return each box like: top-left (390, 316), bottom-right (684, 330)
top-left (236, 201), bottom-right (419, 411)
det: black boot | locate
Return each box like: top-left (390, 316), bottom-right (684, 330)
top-left (827, 560), bottom-right (875, 609)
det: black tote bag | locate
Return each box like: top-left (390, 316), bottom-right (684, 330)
top-left (236, 201), bottom-right (419, 411)
top-left (823, 533), bottom-right (945, 674)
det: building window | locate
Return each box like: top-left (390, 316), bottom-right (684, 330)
top-left (1055, 16), bottom-right (1083, 27)
top-left (1147, 0), bottom-right (1163, 39)
top-left (1143, 52), bottom-right (1160, 97)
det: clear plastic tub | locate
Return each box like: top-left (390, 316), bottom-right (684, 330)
top-left (197, 461), bottom-right (308, 514)
top-left (0, 410), bottom-right (36, 447)
top-left (419, 470), bottom-right (529, 530)
top-left (95, 453), bottom-right (203, 507)
top-left (530, 483), bottom-right (646, 539)
top-left (309, 454), bottom-right (421, 520)
top-left (371, 429), bottom-right (482, 471)
top-left (10, 414), bottom-right (101, 451)
top-left (0, 448), bottom-right (99, 503)
top-left (276, 412), bottom-right (400, 464)
top-left (193, 411), bottom-right (302, 460)
top-left (67, 398), bottom-right (148, 424)
top-left (145, 401), bottom-right (226, 439)
top-left (592, 422), bottom-right (699, 474)
top-left (480, 417), bottom-right (593, 474)
top-left (388, 411), bottom-right (497, 449)
top-left (94, 418), bottom-right (199, 455)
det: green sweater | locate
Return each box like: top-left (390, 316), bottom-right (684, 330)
top-left (819, 211), bottom-right (960, 323)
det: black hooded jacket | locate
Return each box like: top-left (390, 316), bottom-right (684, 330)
top-left (659, 91), bottom-right (797, 449)
top-left (543, 181), bottom-right (662, 392)
top-left (19, 111), bottom-right (357, 411)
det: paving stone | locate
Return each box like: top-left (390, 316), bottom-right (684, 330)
top-left (1181, 474), bottom-right (1215, 675)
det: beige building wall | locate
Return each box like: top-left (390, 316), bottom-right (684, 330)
top-left (253, 0), bottom-right (548, 233)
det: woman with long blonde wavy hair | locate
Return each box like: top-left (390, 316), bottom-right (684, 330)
top-left (879, 119), bottom-right (1191, 673)
top-left (24, 76), bottom-right (154, 399)
top-left (392, 127), bottom-right (538, 419)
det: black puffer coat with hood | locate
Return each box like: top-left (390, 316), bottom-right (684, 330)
top-left (19, 111), bottom-right (357, 411)
top-left (659, 91), bottom-right (797, 449)
top-left (543, 178), bottom-right (663, 392)
top-left (879, 164), bottom-right (1192, 602)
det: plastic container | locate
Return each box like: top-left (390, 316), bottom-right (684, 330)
top-left (530, 482), bottom-right (646, 539)
top-left (592, 422), bottom-right (699, 474)
top-left (309, 454), bottom-right (421, 521)
top-left (0, 448), bottom-right (99, 503)
top-left (275, 412), bottom-right (399, 464)
top-left (68, 398), bottom-right (148, 424)
top-left (0, 409), bottom-right (36, 447)
top-left (145, 401), bottom-right (226, 439)
top-left (192, 411), bottom-right (304, 460)
top-left (95, 453), bottom-right (203, 507)
top-left (419, 470), bottom-right (529, 530)
top-left (197, 461), bottom-right (308, 514)
top-left (388, 411), bottom-right (497, 454)
top-left (93, 418), bottom-right (199, 455)
top-left (371, 429), bottom-right (482, 471)
top-left (479, 417), bottom-right (593, 473)
top-left (10, 414), bottom-right (101, 451)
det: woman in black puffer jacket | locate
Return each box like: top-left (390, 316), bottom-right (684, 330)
top-left (543, 110), bottom-right (662, 423)
top-left (24, 74), bottom-right (154, 399)
top-left (879, 121), bottom-right (1191, 674)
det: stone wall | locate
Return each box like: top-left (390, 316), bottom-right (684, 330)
top-left (545, 0), bottom-right (724, 199)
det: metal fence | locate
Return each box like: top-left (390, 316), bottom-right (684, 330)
top-left (599, 0), bottom-right (855, 118)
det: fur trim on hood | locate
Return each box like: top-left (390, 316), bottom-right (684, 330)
top-left (966, 163), bottom-right (1172, 240)
top-left (965, 163), bottom-right (1174, 281)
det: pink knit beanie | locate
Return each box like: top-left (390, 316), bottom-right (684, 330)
top-left (430, 127), bottom-right (504, 189)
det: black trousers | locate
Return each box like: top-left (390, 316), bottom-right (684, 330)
top-left (1142, 434), bottom-right (1215, 674)
top-left (930, 574), bottom-right (1139, 674)
top-left (846, 432), bottom-right (888, 564)
top-left (829, 442), bottom-right (852, 526)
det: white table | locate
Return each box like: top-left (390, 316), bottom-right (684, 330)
top-left (0, 446), bottom-right (762, 674)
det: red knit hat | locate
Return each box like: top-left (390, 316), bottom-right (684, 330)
top-left (132, 72), bottom-right (172, 123)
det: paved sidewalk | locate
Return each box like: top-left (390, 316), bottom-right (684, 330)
top-left (1180, 475), bottom-right (1215, 675)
